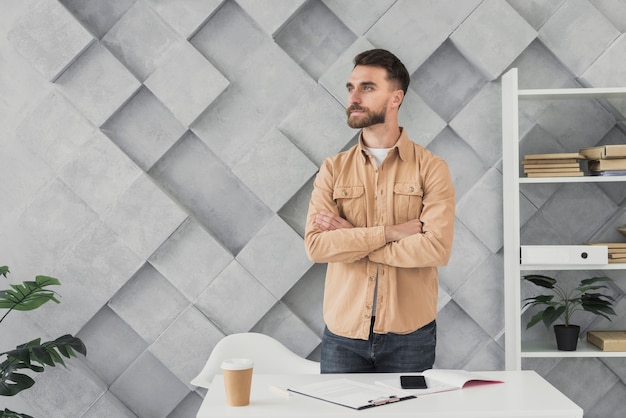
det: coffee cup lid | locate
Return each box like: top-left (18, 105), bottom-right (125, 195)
top-left (221, 358), bottom-right (254, 370)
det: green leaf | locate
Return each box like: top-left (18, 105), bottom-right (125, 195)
top-left (0, 266), bottom-right (9, 278)
top-left (1, 408), bottom-right (35, 418)
top-left (526, 310), bottom-right (545, 329)
top-left (542, 305), bottom-right (566, 327)
top-left (0, 276), bottom-right (61, 312)
top-left (523, 274), bottom-right (556, 289)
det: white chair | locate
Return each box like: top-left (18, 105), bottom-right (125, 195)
top-left (191, 332), bottom-right (320, 388)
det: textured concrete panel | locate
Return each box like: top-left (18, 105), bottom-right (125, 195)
top-left (322, 0), bottom-right (395, 36)
top-left (147, 0), bottom-right (223, 39)
top-left (237, 215), bottom-right (313, 299)
top-left (8, 0), bottom-right (94, 80)
top-left (539, 0), bottom-right (620, 76)
top-left (83, 391), bottom-right (137, 418)
top-left (195, 261), bottom-right (278, 334)
top-left (507, 0), bottom-right (566, 30)
top-left (17, 90), bottom-right (96, 171)
top-left (451, 0), bottom-right (536, 80)
top-left (399, 89), bottom-right (447, 148)
top-left (102, 175), bottom-right (187, 259)
top-left (55, 42), bottom-right (141, 126)
top-left (590, 0), bottom-right (626, 31)
top-left (366, 0), bottom-right (482, 72)
top-left (109, 263), bottom-right (190, 343)
top-left (149, 218), bottom-right (234, 300)
top-left (144, 43), bottom-right (229, 126)
top-left (149, 132), bottom-right (273, 254)
top-left (59, 131), bottom-right (143, 215)
top-left (282, 263), bottom-right (326, 335)
top-left (60, 0), bottom-right (137, 39)
top-left (412, 41), bottom-right (487, 122)
top-left (275, 0), bottom-right (356, 80)
top-left (236, 0), bottom-right (306, 35)
top-left (102, 87), bottom-right (187, 171)
top-left (77, 306), bottom-right (147, 386)
top-left (232, 128), bottom-right (318, 211)
top-left (110, 351), bottom-right (189, 417)
top-left (102, 0), bottom-right (182, 81)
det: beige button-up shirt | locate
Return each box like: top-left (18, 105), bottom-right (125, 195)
top-left (304, 129), bottom-right (455, 340)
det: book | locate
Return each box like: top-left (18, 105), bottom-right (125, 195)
top-left (523, 152), bottom-right (584, 160)
top-left (588, 158), bottom-right (626, 171)
top-left (524, 167), bottom-right (581, 173)
top-left (376, 369), bottom-right (503, 396)
top-left (587, 331), bottom-right (626, 351)
top-left (526, 171), bottom-right (584, 177)
top-left (521, 163), bottom-right (580, 169)
top-left (522, 159), bottom-right (580, 165)
top-left (287, 378), bottom-right (415, 410)
top-left (580, 145), bottom-right (626, 160)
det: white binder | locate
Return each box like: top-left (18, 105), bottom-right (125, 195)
top-left (520, 245), bottom-right (608, 265)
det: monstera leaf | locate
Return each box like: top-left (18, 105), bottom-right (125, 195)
top-left (0, 274), bottom-right (61, 322)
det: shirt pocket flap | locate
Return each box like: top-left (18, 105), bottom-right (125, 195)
top-left (394, 183), bottom-right (423, 196)
top-left (334, 186), bottom-right (364, 199)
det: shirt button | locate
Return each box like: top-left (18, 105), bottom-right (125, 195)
top-left (409, 186), bottom-right (414, 192)
top-left (342, 190), bottom-right (347, 196)
top-left (365, 314), bottom-right (371, 319)
top-left (369, 276), bottom-right (375, 281)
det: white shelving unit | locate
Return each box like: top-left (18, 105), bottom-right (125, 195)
top-left (501, 68), bottom-right (626, 370)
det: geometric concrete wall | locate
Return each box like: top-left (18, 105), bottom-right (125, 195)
top-left (1, 0), bottom-right (625, 416)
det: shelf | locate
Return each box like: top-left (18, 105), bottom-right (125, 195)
top-left (520, 263), bottom-right (626, 271)
top-left (522, 339), bottom-right (626, 358)
top-left (519, 176), bottom-right (626, 184)
top-left (519, 87), bottom-right (626, 99)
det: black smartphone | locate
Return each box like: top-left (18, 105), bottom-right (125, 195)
top-left (400, 375), bottom-right (427, 389)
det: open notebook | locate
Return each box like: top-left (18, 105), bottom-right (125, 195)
top-left (376, 369), bottom-right (503, 396)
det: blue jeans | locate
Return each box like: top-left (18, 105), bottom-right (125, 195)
top-left (321, 319), bottom-right (436, 373)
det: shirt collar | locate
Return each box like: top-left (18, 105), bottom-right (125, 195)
top-left (358, 128), bottom-right (409, 162)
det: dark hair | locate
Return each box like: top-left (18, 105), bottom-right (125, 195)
top-left (353, 49), bottom-right (410, 94)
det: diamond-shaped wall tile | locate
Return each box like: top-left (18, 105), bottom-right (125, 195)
top-left (580, 34), bottom-right (626, 119)
top-left (102, 0), bottom-right (183, 81)
top-left (449, 82), bottom-right (503, 167)
top-left (589, 0), bottom-right (626, 31)
top-left (149, 132), bottom-right (273, 254)
top-left (412, 41), bottom-right (487, 122)
top-left (59, 131), bottom-right (143, 216)
top-left (322, 0), bottom-right (395, 36)
top-left (77, 306), bottom-right (147, 386)
top-left (60, 0), bottom-right (137, 39)
top-left (235, 0), bottom-right (306, 36)
top-left (539, 0), bottom-right (620, 76)
top-left (236, 215), bottom-right (313, 300)
top-left (274, 0), bottom-right (356, 81)
top-left (282, 263), bottom-right (326, 335)
top-left (82, 391), bottom-right (137, 417)
top-left (109, 263), bottom-right (190, 343)
top-left (365, 0), bottom-right (482, 72)
top-left (102, 174), bottom-right (188, 259)
top-left (8, 0), bottom-right (95, 80)
top-left (55, 42), bottom-right (141, 126)
top-left (456, 168), bottom-right (504, 253)
top-left (17, 90), bottom-right (96, 171)
top-left (450, 0), bottom-right (536, 80)
top-left (232, 128), bottom-right (318, 212)
top-left (147, 0), bottom-right (222, 39)
top-left (399, 90), bottom-right (447, 148)
top-left (149, 218), bottom-right (234, 301)
top-left (102, 87), bottom-right (187, 171)
top-left (507, 0), bottom-right (566, 30)
top-left (510, 40), bottom-right (580, 91)
top-left (195, 261), bottom-right (278, 334)
top-left (150, 305), bottom-right (224, 388)
top-left (110, 351), bottom-right (189, 417)
top-left (251, 302), bottom-right (321, 358)
top-left (144, 43), bottom-right (229, 126)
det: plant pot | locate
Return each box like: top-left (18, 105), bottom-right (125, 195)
top-left (554, 325), bottom-right (580, 351)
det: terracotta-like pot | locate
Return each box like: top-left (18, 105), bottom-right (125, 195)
top-left (554, 325), bottom-right (580, 351)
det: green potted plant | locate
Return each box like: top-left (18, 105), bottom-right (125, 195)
top-left (1, 265), bottom-right (86, 418)
top-left (522, 274), bottom-right (617, 351)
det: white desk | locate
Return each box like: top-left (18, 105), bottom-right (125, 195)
top-left (196, 371), bottom-right (583, 418)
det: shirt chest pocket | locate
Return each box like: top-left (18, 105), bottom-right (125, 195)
top-left (333, 186), bottom-right (366, 227)
top-left (393, 183), bottom-right (423, 224)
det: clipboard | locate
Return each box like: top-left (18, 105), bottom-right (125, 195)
top-left (287, 378), bottom-right (416, 410)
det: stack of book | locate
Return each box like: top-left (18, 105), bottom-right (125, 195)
top-left (522, 153), bottom-right (584, 177)
top-left (585, 242), bottom-right (626, 263)
top-left (580, 145), bottom-right (626, 176)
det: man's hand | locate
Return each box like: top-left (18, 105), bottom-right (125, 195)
top-left (385, 219), bottom-right (423, 242)
top-left (315, 210), bottom-right (354, 231)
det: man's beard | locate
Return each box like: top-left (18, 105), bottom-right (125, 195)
top-left (346, 104), bottom-right (386, 128)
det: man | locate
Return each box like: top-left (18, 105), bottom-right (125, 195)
top-left (304, 49), bottom-right (455, 373)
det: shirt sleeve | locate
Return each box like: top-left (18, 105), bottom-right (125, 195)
top-left (304, 159), bottom-right (387, 264)
top-left (368, 159), bottom-right (456, 268)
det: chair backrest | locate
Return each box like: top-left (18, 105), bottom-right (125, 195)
top-left (191, 332), bottom-right (320, 388)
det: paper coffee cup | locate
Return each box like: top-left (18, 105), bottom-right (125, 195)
top-left (221, 358), bottom-right (254, 406)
